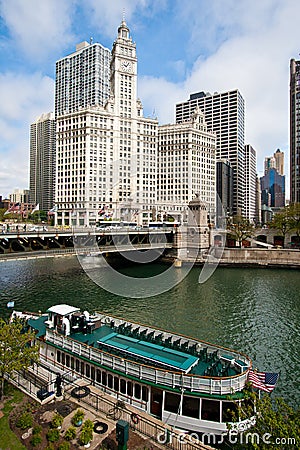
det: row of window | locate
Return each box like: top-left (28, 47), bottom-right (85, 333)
top-left (56, 350), bottom-right (148, 402)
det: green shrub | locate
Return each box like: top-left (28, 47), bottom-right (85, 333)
top-left (82, 419), bottom-right (94, 431)
top-left (71, 408), bottom-right (85, 426)
top-left (51, 413), bottom-right (63, 428)
top-left (32, 425), bottom-right (42, 435)
top-left (30, 434), bottom-right (42, 447)
top-left (46, 428), bottom-right (60, 442)
top-left (64, 426), bottom-right (76, 441)
top-left (58, 442), bottom-right (70, 450)
top-left (16, 412), bottom-right (33, 429)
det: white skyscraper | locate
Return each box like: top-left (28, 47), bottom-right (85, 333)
top-left (157, 109), bottom-right (216, 220)
top-left (176, 90), bottom-right (245, 216)
top-left (55, 40), bottom-right (111, 118)
top-left (55, 21), bottom-right (158, 227)
top-left (30, 112), bottom-right (56, 211)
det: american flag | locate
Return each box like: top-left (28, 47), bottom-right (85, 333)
top-left (248, 370), bottom-right (279, 392)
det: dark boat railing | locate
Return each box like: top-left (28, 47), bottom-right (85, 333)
top-left (46, 328), bottom-right (249, 395)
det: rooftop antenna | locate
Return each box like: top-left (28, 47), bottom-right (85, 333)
top-left (122, 7), bottom-right (125, 22)
top-left (90, 37), bottom-right (93, 45)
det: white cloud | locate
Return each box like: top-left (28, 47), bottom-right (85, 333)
top-left (82, 0), bottom-right (167, 38)
top-left (0, 72), bottom-right (54, 196)
top-left (0, 0), bottom-right (77, 62)
top-left (138, 0), bottom-right (300, 183)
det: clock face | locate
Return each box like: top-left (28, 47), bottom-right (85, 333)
top-left (121, 60), bottom-right (132, 72)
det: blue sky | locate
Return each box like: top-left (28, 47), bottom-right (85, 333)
top-left (0, 0), bottom-right (300, 198)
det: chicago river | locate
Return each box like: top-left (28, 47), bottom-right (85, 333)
top-left (0, 256), bottom-right (299, 408)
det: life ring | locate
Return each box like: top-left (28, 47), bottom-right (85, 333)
top-left (93, 421), bottom-right (108, 434)
top-left (131, 413), bottom-right (139, 424)
top-left (71, 386), bottom-right (91, 399)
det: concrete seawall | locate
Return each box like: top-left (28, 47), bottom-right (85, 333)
top-left (218, 248), bottom-right (300, 268)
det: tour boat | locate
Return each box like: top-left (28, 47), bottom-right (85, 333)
top-left (12, 304), bottom-right (257, 436)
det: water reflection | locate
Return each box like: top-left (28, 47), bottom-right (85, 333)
top-left (0, 257), bottom-right (299, 406)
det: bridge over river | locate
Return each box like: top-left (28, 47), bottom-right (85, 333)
top-left (0, 227), bottom-right (176, 259)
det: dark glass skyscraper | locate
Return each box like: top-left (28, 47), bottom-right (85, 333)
top-left (290, 59), bottom-right (300, 203)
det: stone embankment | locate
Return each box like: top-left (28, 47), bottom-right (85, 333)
top-left (217, 248), bottom-right (300, 268)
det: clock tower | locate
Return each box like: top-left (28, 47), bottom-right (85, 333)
top-left (110, 20), bottom-right (138, 117)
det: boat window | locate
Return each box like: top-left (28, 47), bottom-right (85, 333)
top-left (91, 366), bottom-right (95, 380)
top-left (80, 362), bottom-right (84, 375)
top-left (96, 369), bottom-right (101, 383)
top-left (61, 353), bottom-right (65, 365)
top-left (127, 381), bottom-right (133, 397)
top-left (57, 351), bottom-right (61, 363)
top-left (66, 354), bottom-right (70, 367)
top-left (201, 399), bottom-right (220, 422)
top-left (222, 401), bottom-right (238, 422)
top-left (102, 371), bottom-right (107, 386)
top-left (165, 392), bottom-right (180, 414)
top-left (75, 359), bottom-right (80, 372)
top-left (70, 357), bottom-right (74, 369)
top-left (85, 364), bottom-right (90, 378)
top-left (120, 379), bottom-right (126, 394)
top-left (108, 374), bottom-right (113, 389)
top-left (182, 396), bottom-right (200, 419)
top-left (114, 376), bottom-right (119, 392)
top-left (134, 383), bottom-right (141, 399)
top-left (142, 386), bottom-right (149, 402)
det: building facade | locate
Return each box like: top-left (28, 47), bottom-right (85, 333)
top-left (264, 149), bottom-right (284, 176)
top-left (216, 160), bottom-right (233, 227)
top-left (260, 168), bottom-right (285, 208)
top-left (244, 144), bottom-right (257, 222)
top-left (29, 112), bottom-right (56, 211)
top-left (290, 58), bottom-right (300, 203)
top-left (55, 21), bottom-right (158, 226)
top-left (55, 40), bottom-right (111, 118)
top-left (157, 109), bottom-right (216, 222)
top-left (176, 90), bottom-right (245, 216)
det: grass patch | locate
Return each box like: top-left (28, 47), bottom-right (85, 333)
top-left (0, 382), bottom-right (26, 450)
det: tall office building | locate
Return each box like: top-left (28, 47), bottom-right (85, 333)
top-left (264, 149), bottom-right (284, 176)
top-left (290, 58), bottom-right (300, 203)
top-left (29, 112), bottom-right (56, 211)
top-left (55, 40), bottom-right (111, 118)
top-left (216, 160), bottom-right (233, 226)
top-left (244, 144), bottom-right (257, 222)
top-left (55, 21), bottom-right (158, 226)
top-left (260, 168), bottom-right (285, 208)
top-left (176, 90), bottom-right (245, 216)
top-left (157, 109), bottom-right (216, 219)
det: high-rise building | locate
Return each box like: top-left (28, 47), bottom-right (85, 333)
top-left (55, 21), bottom-right (158, 227)
top-left (29, 112), bottom-right (56, 211)
top-left (157, 109), bottom-right (216, 220)
top-left (264, 149), bottom-right (284, 175)
top-left (290, 58), bottom-right (300, 203)
top-left (216, 160), bottom-right (233, 225)
top-left (55, 40), bottom-right (111, 118)
top-left (176, 90), bottom-right (245, 216)
top-left (9, 188), bottom-right (30, 204)
top-left (260, 168), bottom-right (285, 208)
top-left (244, 144), bottom-right (257, 222)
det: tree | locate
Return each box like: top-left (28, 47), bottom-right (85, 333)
top-left (0, 318), bottom-right (39, 400)
top-left (288, 202), bottom-right (300, 239)
top-left (227, 215), bottom-right (255, 247)
top-left (268, 207), bottom-right (290, 247)
top-left (227, 387), bottom-right (300, 449)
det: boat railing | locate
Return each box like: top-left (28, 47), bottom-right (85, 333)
top-left (46, 329), bottom-right (249, 396)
